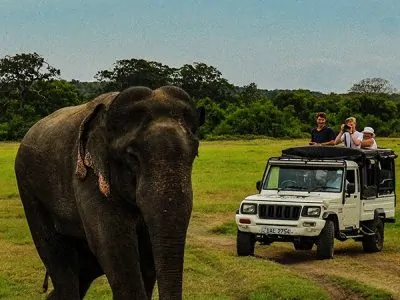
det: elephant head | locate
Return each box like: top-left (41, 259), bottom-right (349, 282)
top-left (75, 86), bottom-right (204, 298)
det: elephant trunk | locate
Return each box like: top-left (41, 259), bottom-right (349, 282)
top-left (152, 235), bottom-right (188, 299)
top-left (137, 161), bottom-right (193, 300)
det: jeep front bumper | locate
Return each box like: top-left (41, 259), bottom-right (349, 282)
top-left (235, 214), bottom-right (326, 237)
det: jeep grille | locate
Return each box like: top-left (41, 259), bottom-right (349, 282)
top-left (258, 205), bottom-right (301, 220)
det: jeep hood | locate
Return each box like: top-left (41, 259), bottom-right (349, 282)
top-left (244, 192), bottom-right (337, 204)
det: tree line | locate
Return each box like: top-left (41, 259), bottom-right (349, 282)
top-left (0, 52), bottom-right (399, 141)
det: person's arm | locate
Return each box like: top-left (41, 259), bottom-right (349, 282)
top-left (351, 132), bottom-right (362, 146)
top-left (334, 130), bottom-right (343, 145)
top-left (319, 140), bottom-right (335, 146)
top-left (311, 140), bottom-right (335, 146)
top-left (361, 138), bottom-right (374, 148)
top-left (334, 124), bottom-right (347, 145)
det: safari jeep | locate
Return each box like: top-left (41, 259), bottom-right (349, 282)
top-left (235, 146), bottom-right (397, 259)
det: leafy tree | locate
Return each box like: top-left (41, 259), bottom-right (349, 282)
top-left (0, 80), bottom-right (82, 140)
top-left (175, 62), bottom-right (234, 104)
top-left (29, 80), bottom-right (83, 116)
top-left (0, 52), bottom-right (85, 140)
top-left (213, 101), bottom-right (304, 137)
top-left (0, 52), bottom-right (60, 102)
top-left (237, 82), bottom-right (265, 105)
top-left (70, 80), bottom-right (105, 101)
top-left (273, 89), bottom-right (316, 124)
top-left (196, 97), bottom-right (226, 138)
top-left (349, 78), bottom-right (397, 94)
top-left (95, 58), bottom-right (176, 91)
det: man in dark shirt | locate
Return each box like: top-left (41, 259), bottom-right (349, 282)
top-left (309, 112), bottom-right (335, 146)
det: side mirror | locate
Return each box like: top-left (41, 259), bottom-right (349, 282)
top-left (256, 180), bottom-right (261, 192)
top-left (346, 183), bottom-right (355, 194)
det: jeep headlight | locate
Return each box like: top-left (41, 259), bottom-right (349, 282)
top-left (302, 206), bottom-right (321, 217)
top-left (241, 203), bottom-right (257, 214)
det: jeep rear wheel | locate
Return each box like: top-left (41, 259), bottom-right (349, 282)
top-left (237, 230), bottom-right (255, 256)
top-left (316, 220), bottom-right (335, 259)
top-left (362, 218), bottom-right (384, 253)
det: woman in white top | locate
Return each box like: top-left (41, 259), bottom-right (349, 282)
top-left (334, 117), bottom-right (363, 149)
top-left (361, 126), bottom-right (378, 149)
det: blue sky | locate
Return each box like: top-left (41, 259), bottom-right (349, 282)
top-left (1, 0), bottom-right (399, 93)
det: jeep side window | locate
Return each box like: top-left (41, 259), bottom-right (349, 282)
top-left (366, 159), bottom-right (377, 186)
top-left (346, 170), bottom-right (355, 184)
top-left (378, 159), bottom-right (395, 195)
top-left (361, 159), bottom-right (378, 198)
top-left (345, 170), bottom-right (355, 193)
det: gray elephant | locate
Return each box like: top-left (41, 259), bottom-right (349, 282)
top-left (14, 86), bottom-right (205, 300)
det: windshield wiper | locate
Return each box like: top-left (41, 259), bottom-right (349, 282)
top-left (279, 185), bottom-right (308, 191)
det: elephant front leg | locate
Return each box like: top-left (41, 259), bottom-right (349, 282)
top-left (78, 200), bottom-right (148, 300)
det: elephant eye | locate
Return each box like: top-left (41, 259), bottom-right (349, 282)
top-left (126, 146), bottom-right (136, 155)
top-left (126, 146), bottom-right (139, 159)
top-left (125, 147), bottom-right (140, 166)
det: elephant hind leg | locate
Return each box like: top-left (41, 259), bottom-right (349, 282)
top-left (77, 246), bottom-right (104, 298)
top-left (19, 193), bottom-right (81, 299)
top-left (45, 239), bottom-right (104, 299)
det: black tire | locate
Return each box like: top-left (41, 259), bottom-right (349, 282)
top-left (316, 220), bottom-right (335, 259)
top-left (237, 230), bottom-right (255, 256)
top-left (293, 241), bottom-right (314, 250)
top-left (362, 218), bottom-right (384, 253)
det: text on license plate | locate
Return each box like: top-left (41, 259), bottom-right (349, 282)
top-left (261, 226), bottom-right (293, 235)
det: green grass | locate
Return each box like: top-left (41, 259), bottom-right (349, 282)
top-left (0, 142), bottom-right (19, 199)
top-left (184, 245), bottom-right (328, 300)
top-left (1, 138), bottom-right (399, 299)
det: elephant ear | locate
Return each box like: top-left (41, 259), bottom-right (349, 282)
top-left (75, 103), bottom-right (111, 197)
top-left (197, 106), bottom-right (205, 127)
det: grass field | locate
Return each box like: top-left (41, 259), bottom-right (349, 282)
top-left (1, 138), bottom-right (400, 299)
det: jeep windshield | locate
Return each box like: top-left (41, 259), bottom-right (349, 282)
top-left (263, 166), bottom-right (344, 193)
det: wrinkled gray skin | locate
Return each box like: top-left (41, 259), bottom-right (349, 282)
top-left (14, 86), bottom-right (204, 300)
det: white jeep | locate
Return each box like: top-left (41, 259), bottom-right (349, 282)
top-left (235, 146), bottom-right (397, 259)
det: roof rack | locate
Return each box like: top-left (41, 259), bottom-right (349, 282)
top-left (281, 146), bottom-right (397, 161)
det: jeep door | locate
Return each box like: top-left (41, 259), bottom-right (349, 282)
top-left (342, 169), bottom-right (361, 228)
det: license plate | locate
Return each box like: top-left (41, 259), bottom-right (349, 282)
top-left (260, 226), bottom-right (293, 235)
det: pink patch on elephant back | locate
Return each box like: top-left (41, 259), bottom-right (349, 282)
top-left (75, 153), bottom-right (87, 179)
top-left (98, 173), bottom-right (110, 197)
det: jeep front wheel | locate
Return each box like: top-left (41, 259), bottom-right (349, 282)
top-left (316, 220), bottom-right (335, 259)
top-left (237, 230), bottom-right (255, 256)
top-left (362, 218), bottom-right (384, 253)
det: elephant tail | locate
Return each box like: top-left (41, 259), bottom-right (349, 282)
top-left (41, 269), bottom-right (49, 293)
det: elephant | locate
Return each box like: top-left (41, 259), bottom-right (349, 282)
top-left (14, 86), bottom-right (205, 300)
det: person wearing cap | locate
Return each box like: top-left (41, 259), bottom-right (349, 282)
top-left (361, 126), bottom-right (377, 149)
top-left (309, 112), bottom-right (336, 146)
top-left (334, 116), bottom-right (363, 149)
top-left (326, 170), bottom-right (344, 190)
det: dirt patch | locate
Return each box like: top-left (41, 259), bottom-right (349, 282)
top-left (260, 246), bottom-right (400, 299)
top-left (188, 213), bottom-right (400, 299)
top-left (306, 274), bottom-right (366, 300)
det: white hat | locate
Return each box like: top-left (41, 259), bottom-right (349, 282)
top-left (362, 126), bottom-right (375, 137)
